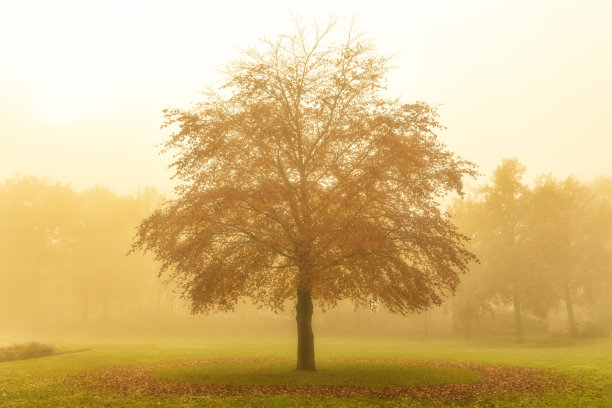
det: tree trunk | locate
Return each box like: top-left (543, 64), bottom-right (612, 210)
top-left (82, 292), bottom-right (89, 324)
top-left (563, 280), bottom-right (578, 337)
top-left (512, 289), bottom-right (524, 343)
top-left (296, 288), bottom-right (315, 371)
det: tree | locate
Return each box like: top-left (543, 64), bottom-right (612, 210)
top-left (447, 198), bottom-right (495, 339)
top-left (482, 159), bottom-right (531, 342)
top-left (132, 20), bottom-right (476, 370)
top-left (528, 176), bottom-right (612, 336)
top-left (0, 176), bottom-right (77, 332)
top-left (527, 176), bottom-right (581, 335)
top-left (586, 178), bottom-right (612, 328)
top-left (0, 176), bottom-right (164, 334)
top-left (452, 159), bottom-right (555, 342)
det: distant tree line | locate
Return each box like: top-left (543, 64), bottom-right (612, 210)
top-left (449, 159), bottom-right (612, 342)
top-left (1, 164), bottom-right (611, 342)
top-left (0, 176), bottom-right (170, 335)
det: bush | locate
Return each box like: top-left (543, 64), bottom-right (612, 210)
top-left (579, 322), bottom-right (610, 339)
top-left (0, 342), bottom-right (55, 362)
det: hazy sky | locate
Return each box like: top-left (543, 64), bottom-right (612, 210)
top-left (1, 0), bottom-right (610, 194)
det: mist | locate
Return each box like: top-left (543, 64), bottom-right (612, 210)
top-left (2, 166), bottom-right (611, 346)
top-left (2, 2), bottom-right (612, 407)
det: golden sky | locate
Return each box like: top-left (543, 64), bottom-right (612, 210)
top-left (1, 0), bottom-right (610, 194)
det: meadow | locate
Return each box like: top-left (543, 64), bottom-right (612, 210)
top-left (1, 336), bottom-right (610, 407)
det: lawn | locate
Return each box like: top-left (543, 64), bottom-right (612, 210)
top-left (154, 359), bottom-right (484, 387)
top-left (0, 336), bottom-right (610, 407)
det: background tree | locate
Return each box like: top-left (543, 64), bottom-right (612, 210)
top-left (457, 159), bottom-right (556, 342)
top-left (585, 178), bottom-right (612, 328)
top-left (0, 176), bottom-right (77, 332)
top-left (133, 20), bottom-right (476, 370)
top-left (527, 176), bottom-right (582, 335)
top-left (528, 176), bottom-right (612, 336)
top-left (447, 160), bottom-right (612, 341)
top-left (479, 159), bottom-right (530, 342)
top-left (0, 175), bottom-right (164, 335)
top-left (447, 198), bottom-right (495, 339)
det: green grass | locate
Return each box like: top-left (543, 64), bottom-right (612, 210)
top-left (1, 336), bottom-right (611, 407)
top-left (155, 359), bottom-right (484, 386)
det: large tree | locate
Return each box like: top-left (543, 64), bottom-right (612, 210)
top-left (133, 21), bottom-right (476, 370)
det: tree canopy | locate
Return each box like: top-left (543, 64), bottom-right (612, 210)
top-left (133, 20), bottom-right (477, 369)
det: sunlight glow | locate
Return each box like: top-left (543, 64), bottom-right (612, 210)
top-left (44, 102), bottom-right (72, 125)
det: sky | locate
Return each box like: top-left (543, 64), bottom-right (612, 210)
top-left (1, 0), bottom-right (611, 194)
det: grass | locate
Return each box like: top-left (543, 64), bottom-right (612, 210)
top-left (154, 359), bottom-right (484, 386)
top-left (0, 336), bottom-right (611, 407)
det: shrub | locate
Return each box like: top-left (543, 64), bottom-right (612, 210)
top-left (0, 342), bottom-right (55, 362)
top-left (579, 322), bottom-right (610, 339)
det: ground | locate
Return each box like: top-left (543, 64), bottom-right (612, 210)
top-left (0, 336), bottom-right (610, 407)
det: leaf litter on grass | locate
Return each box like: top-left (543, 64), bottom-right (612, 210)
top-left (78, 358), bottom-right (581, 404)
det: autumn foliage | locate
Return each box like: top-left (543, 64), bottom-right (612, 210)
top-left (133, 21), bottom-right (476, 369)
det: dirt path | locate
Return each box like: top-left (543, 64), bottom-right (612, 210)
top-left (80, 358), bottom-right (577, 403)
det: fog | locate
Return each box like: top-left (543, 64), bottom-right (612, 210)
top-left (1, 0), bottom-right (611, 346)
top-left (2, 166), bottom-right (611, 345)
top-left (4, 4), bottom-right (612, 408)
top-left (2, 1), bottom-right (612, 195)
top-left (0, 175), bottom-right (432, 343)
